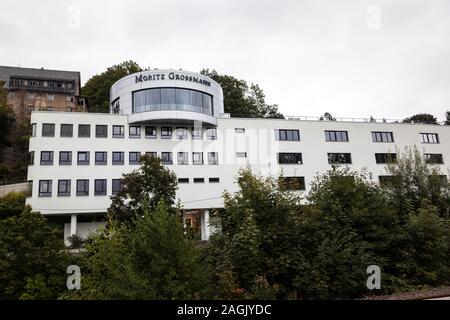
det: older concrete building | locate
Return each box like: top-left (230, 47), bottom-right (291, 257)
top-left (0, 66), bottom-right (87, 121)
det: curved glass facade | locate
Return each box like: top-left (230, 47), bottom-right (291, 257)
top-left (133, 88), bottom-right (213, 115)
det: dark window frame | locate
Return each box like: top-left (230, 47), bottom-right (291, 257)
top-left (145, 126), bottom-right (157, 139)
top-left (161, 152), bottom-right (173, 165)
top-left (112, 152), bottom-right (125, 165)
top-left (278, 153), bottom-right (303, 165)
top-left (76, 179), bottom-right (89, 196)
top-left (192, 152), bottom-right (204, 165)
top-left (39, 180), bottom-right (52, 197)
top-left (328, 153), bottom-right (352, 164)
top-left (59, 151), bottom-right (72, 165)
top-left (57, 180), bottom-right (71, 197)
top-left (42, 123), bottom-right (55, 137)
top-left (372, 131), bottom-right (394, 143)
top-left (275, 129), bottom-right (300, 141)
top-left (95, 151), bottom-right (108, 165)
top-left (129, 126), bottom-right (141, 139)
top-left (60, 124), bottom-right (73, 137)
top-left (77, 151), bottom-right (90, 165)
top-left (178, 152), bottom-right (189, 165)
top-left (94, 179), bottom-right (107, 196)
top-left (325, 130), bottom-right (349, 142)
top-left (129, 152), bottom-right (141, 165)
top-left (40, 151), bottom-right (54, 165)
top-left (78, 124), bottom-right (91, 138)
top-left (95, 125), bottom-right (108, 138)
top-left (112, 125), bottom-right (125, 138)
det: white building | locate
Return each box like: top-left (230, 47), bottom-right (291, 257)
top-left (26, 69), bottom-right (450, 245)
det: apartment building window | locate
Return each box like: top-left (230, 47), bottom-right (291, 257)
top-left (40, 151), bottom-right (54, 165)
top-left (146, 152), bottom-right (157, 158)
top-left (192, 152), bottom-right (204, 165)
top-left (66, 94), bottom-right (73, 102)
top-left (76, 151), bottom-right (90, 165)
top-left (236, 152), bottom-right (247, 158)
top-left (60, 124), bottom-right (73, 137)
top-left (112, 152), bottom-right (124, 165)
top-left (372, 131), bottom-right (394, 143)
top-left (129, 152), bottom-right (141, 165)
top-left (95, 152), bottom-right (107, 165)
top-left (58, 180), bottom-right (71, 197)
top-left (76, 180), bottom-right (89, 196)
top-left (31, 123), bottom-right (37, 137)
top-left (279, 177), bottom-right (306, 191)
top-left (275, 129), bottom-right (300, 141)
top-left (47, 93), bottom-right (54, 101)
top-left (145, 126), bottom-right (157, 138)
top-left (29, 151), bottom-right (34, 165)
top-left (194, 178), bottom-right (205, 183)
top-left (112, 179), bottom-right (123, 195)
top-left (95, 179), bottom-right (107, 196)
top-left (178, 152), bottom-right (189, 165)
top-left (39, 180), bottom-right (52, 197)
top-left (379, 176), bottom-right (397, 187)
top-left (112, 125), bottom-right (124, 138)
top-left (325, 130), bottom-right (349, 142)
top-left (96, 125), bottom-right (108, 138)
top-left (278, 153), bottom-right (303, 164)
top-left (161, 127), bottom-right (172, 139)
top-left (178, 178), bottom-right (189, 184)
top-left (192, 128), bottom-right (203, 139)
top-left (206, 128), bottom-right (217, 140)
top-left (425, 153), bottom-right (444, 164)
top-left (235, 128), bottom-right (245, 133)
top-left (129, 126), bottom-right (141, 139)
top-left (26, 92), bottom-right (35, 100)
top-left (78, 124), bottom-right (91, 137)
top-left (328, 153), bottom-right (352, 164)
top-left (209, 177), bottom-right (220, 183)
top-left (42, 123), bottom-right (55, 137)
top-left (420, 133), bottom-right (439, 144)
top-left (375, 153), bottom-right (397, 164)
top-left (176, 127), bottom-right (188, 140)
top-left (208, 152), bottom-right (218, 165)
top-left (8, 91), bottom-right (15, 99)
top-left (59, 151), bottom-right (72, 165)
top-left (161, 152), bottom-right (173, 165)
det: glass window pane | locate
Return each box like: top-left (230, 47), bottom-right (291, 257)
top-left (161, 88), bottom-right (176, 110)
top-left (176, 89), bottom-right (190, 111)
top-left (202, 93), bottom-right (212, 115)
top-left (190, 91), bottom-right (203, 113)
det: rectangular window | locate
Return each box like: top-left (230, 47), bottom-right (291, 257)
top-left (27, 92), bottom-right (35, 100)
top-left (129, 152), bottom-right (141, 165)
top-left (29, 151), bottom-right (34, 165)
top-left (194, 178), bottom-right (205, 183)
top-left (60, 124), bottom-right (73, 137)
top-left (192, 152), bottom-right (204, 165)
top-left (425, 153), bottom-right (444, 164)
top-left (78, 124), bottom-right (91, 137)
top-left (375, 153), bottom-right (397, 164)
top-left (236, 152), bottom-right (247, 158)
top-left (192, 128), bottom-right (203, 139)
top-left (145, 126), bottom-right (157, 138)
top-left (112, 125), bottom-right (124, 138)
top-left (112, 179), bottom-right (123, 195)
top-left (112, 152), bottom-right (124, 165)
top-left (31, 123), bottom-right (37, 137)
top-left (94, 179), bottom-right (107, 196)
top-left (42, 123), bottom-right (55, 137)
top-left (176, 127), bottom-right (188, 140)
top-left (278, 153), bottom-right (303, 164)
top-left (77, 151), bottom-right (90, 165)
top-left (275, 129), bottom-right (300, 141)
top-left (161, 127), bottom-right (172, 139)
top-left (146, 152), bottom-right (157, 158)
top-left (66, 94), bottom-right (72, 102)
top-left (420, 133), bottom-right (439, 144)
top-left (178, 178), bottom-right (189, 184)
top-left (40, 151), bottom-right (54, 165)
top-left (372, 131), bottom-right (394, 143)
top-left (178, 152), bottom-right (189, 165)
top-left (96, 125), bottom-right (108, 138)
top-left (206, 128), bottom-right (217, 140)
top-left (279, 177), bottom-right (306, 191)
top-left (328, 153), bottom-right (352, 164)
top-left (39, 180), bottom-right (52, 197)
top-left (161, 152), bottom-right (173, 165)
top-left (59, 151), bottom-right (72, 165)
top-left (47, 93), bottom-right (54, 101)
top-left (209, 177), bottom-right (220, 183)
top-left (27, 180), bottom-right (33, 198)
top-left (58, 180), bottom-right (71, 197)
top-left (129, 126), bottom-right (141, 139)
top-left (325, 130), bottom-right (349, 142)
top-left (379, 175), bottom-right (397, 187)
top-left (235, 128), bottom-right (245, 133)
top-left (208, 152), bottom-right (218, 165)
top-left (76, 179), bottom-right (89, 196)
top-left (95, 152), bottom-right (107, 165)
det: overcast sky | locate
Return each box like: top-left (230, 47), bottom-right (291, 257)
top-left (1, 0), bottom-right (449, 120)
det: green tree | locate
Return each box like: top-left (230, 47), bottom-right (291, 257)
top-left (108, 154), bottom-right (178, 224)
top-left (0, 191), bottom-right (26, 219)
top-left (69, 201), bottom-right (211, 299)
top-left (200, 69), bottom-right (283, 118)
top-left (445, 111), bottom-right (450, 125)
top-left (0, 206), bottom-right (68, 299)
top-left (402, 113), bottom-right (438, 124)
top-left (206, 169), bottom-right (303, 299)
top-left (384, 147), bottom-right (450, 217)
top-left (83, 60), bottom-right (142, 113)
top-left (0, 81), bottom-right (14, 155)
